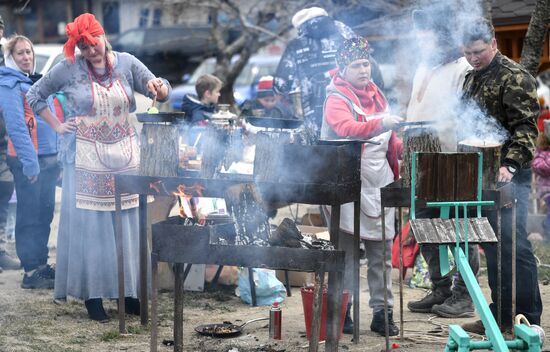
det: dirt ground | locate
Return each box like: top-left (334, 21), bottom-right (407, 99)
top-left (1, 192), bottom-right (550, 351)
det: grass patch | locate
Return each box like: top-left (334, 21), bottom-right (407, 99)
top-left (127, 324), bottom-right (145, 335)
top-left (100, 330), bottom-right (121, 342)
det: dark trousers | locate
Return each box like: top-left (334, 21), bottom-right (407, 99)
top-left (483, 169), bottom-right (542, 326)
top-left (417, 208), bottom-right (480, 294)
top-left (7, 155), bottom-right (59, 272)
top-left (0, 180), bottom-right (14, 237)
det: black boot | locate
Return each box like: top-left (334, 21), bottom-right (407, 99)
top-left (125, 297), bottom-right (141, 316)
top-left (85, 298), bottom-right (109, 322)
top-left (407, 287), bottom-right (451, 313)
top-left (370, 309), bottom-right (399, 336)
top-left (343, 302), bottom-right (353, 334)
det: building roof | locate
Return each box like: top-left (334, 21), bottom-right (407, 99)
top-left (353, 0), bottom-right (537, 37)
top-left (492, 0), bottom-right (536, 26)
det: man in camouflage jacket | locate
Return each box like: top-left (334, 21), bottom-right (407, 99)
top-left (461, 18), bottom-right (542, 332)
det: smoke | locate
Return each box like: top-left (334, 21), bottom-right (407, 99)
top-left (456, 100), bottom-right (509, 145)
top-left (357, 0), bottom-right (509, 149)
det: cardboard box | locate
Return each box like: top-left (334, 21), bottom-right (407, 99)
top-left (158, 263), bottom-right (205, 292)
top-left (275, 225), bottom-right (328, 287)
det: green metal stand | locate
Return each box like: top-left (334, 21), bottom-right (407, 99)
top-left (410, 152), bottom-right (542, 352)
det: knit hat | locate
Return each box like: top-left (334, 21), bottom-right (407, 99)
top-left (336, 37), bottom-right (370, 71)
top-left (0, 15), bottom-right (4, 29)
top-left (256, 75), bottom-right (275, 98)
top-left (63, 13), bottom-right (105, 63)
top-left (291, 7), bottom-right (328, 29)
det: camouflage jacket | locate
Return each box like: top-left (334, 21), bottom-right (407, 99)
top-left (462, 52), bottom-right (539, 169)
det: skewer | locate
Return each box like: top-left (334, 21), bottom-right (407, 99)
top-left (193, 133), bottom-right (202, 148)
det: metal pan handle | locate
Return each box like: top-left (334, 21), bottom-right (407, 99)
top-left (239, 317), bottom-right (269, 328)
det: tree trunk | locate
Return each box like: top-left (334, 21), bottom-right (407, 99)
top-left (520, 0), bottom-right (550, 76)
top-left (457, 142), bottom-right (501, 190)
top-left (140, 124), bottom-right (179, 177)
top-left (401, 127), bottom-right (442, 187)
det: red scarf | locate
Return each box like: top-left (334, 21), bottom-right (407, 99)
top-left (63, 13), bottom-right (105, 63)
top-left (333, 74), bottom-right (387, 119)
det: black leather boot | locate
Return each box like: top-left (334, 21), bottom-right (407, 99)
top-left (370, 309), bottom-right (399, 336)
top-left (343, 302), bottom-right (353, 334)
top-left (125, 297), bottom-right (141, 316)
top-left (85, 298), bottom-right (109, 322)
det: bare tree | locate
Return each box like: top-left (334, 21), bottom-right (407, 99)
top-left (155, 0), bottom-right (399, 105)
top-left (156, 0), bottom-right (304, 105)
top-left (520, 0), bottom-right (550, 76)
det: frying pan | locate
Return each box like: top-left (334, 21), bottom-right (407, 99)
top-left (194, 317), bottom-right (269, 338)
top-left (245, 116), bottom-right (303, 129)
top-left (136, 112), bottom-right (186, 123)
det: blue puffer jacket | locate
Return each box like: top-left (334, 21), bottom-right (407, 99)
top-left (0, 66), bottom-right (57, 177)
top-left (181, 94), bottom-right (215, 124)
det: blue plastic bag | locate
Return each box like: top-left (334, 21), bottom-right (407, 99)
top-left (237, 268), bottom-right (286, 306)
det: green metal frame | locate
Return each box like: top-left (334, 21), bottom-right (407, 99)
top-left (410, 152), bottom-right (542, 352)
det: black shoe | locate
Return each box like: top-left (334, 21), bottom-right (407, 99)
top-left (343, 304), bottom-right (353, 334)
top-left (370, 309), bottom-right (399, 336)
top-left (125, 297), bottom-right (141, 316)
top-left (407, 288), bottom-right (451, 313)
top-left (21, 269), bottom-right (54, 289)
top-left (37, 264), bottom-right (55, 279)
top-left (431, 290), bottom-right (475, 318)
top-left (85, 298), bottom-right (109, 322)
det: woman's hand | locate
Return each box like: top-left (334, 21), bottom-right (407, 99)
top-left (147, 78), bottom-right (168, 100)
top-left (55, 118), bottom-right (77, 134)
top-left (27, 175), bottom-right (38, 184)
top-left (381, 115), bottom-right (404, 130)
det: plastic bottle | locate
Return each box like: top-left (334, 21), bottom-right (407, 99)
top-left (269, 301), bottom-right (282, 339)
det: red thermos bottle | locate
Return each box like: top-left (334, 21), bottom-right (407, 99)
top-left (269, 301), bottom-right (282, 339)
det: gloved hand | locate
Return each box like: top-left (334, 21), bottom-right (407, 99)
top-left (381, 115), bottom-right (403, 130)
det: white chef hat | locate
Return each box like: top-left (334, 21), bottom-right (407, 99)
top-left (291, 7), bottom-right (328, 29)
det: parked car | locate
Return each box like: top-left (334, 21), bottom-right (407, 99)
top-left (34, 44), bottom-right (65, 75)
top-left (170, 54), bottom-right (281, 110)
top-left (110, 25), bottom-right (240, 83)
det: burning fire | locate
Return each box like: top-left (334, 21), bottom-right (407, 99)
top-left (172, 184), bottom-right (205, 224)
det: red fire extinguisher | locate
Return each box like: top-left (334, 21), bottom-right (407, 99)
top-left (269, 301), bottom-right (282, 339)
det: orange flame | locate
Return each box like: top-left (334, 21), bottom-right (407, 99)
top-left (172, 183), bottom-right (205, 223)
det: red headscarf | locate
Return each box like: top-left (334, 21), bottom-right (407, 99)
top-left (63, 13), bottom-right (105, 63)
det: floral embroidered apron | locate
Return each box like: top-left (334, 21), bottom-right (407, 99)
top-left (74, 79), bottom-right (139, 211)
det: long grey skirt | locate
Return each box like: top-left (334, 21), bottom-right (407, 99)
top-left (54, 164), bottom-right (142, 300)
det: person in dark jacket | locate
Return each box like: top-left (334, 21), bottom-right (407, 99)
top-left (240, 76), bottom-right (292, 119)
top-left (181, 74), bottom-right (222, 125)
top-left (273, 6), bottom-right (384, 143)
top-left (459, 18), bottom-right (542, 334)
top-left (0, 108), bottom-right (17, 271)
top-left (0, 14), bottom-right (19, 272)
top-left (0, 35), bottom-right (58, 288)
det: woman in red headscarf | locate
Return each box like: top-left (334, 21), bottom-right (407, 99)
top-left (321, 36), bottom-right (403, 337)
top-left (27, 13), bottom-right (171, 321)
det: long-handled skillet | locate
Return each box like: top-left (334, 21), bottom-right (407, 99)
top-left (194, 317), bottom-right (269, 338)
top-left (245, 116), bottom-right (303, 129)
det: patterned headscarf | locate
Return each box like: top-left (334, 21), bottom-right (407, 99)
top-left (63, 13), bottom-right (105, 63)
top-left (336, 37), bottom-right (370, 71)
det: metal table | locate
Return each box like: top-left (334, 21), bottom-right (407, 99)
top-left (113, 171), bottom-right (363, 351)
